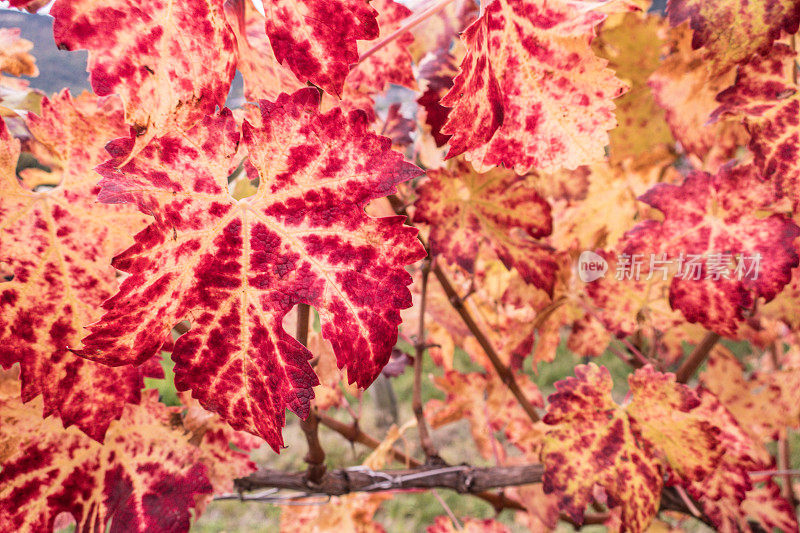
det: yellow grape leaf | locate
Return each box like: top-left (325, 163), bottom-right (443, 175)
top-left (593, 11), bottom-right (674, 162)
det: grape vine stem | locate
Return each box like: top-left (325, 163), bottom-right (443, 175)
top-left (387, 194), bottom-right (541, 424)
top-left (296, 303), bottom-right (327, 485)
top-left (675, 331), bottom-right (720, 383)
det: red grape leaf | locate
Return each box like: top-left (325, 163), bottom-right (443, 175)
top-left (0, 374), bottom-right (212, 533)
top-left (0, 92), bottom-right (159, 441)
top-left (51, 0), bottom-right (236, 138)
top-left (666, 0), bottom-right (800, 74)
top-left (78, 89), bottom-right (425, 451)
top-left (714, 43), bottom-right (800, 209)
top-left (346, 0), bottom-right (416, 96)
top-left (542, 364), bottom-right (722, 530)
top-left (414, 158), bottom-right (556, 293)
top-left (622, 164), bottom-right (800, 336)
top-left (0, 27), bottom-right (38, 77)
top-left (542, 363), bottom-right (662, 531)
top-left (225, 0), bottom-right (305, 103)
top-left (263, 0), bottom-right (379, 97)
top-left (440, 0), bottom-right (627, 174)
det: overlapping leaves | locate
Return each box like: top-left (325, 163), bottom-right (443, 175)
top-left (78, 89), bottom-right (425, 450)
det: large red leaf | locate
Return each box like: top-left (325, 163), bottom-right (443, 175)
top-left (263, 0), bottom-right (379, 96)
top-left (0, 92), bottom-right (159, 441)
top-left (78, 89), bottom-right (425, 450)
top-left (622, 164), bottom-right (800, 336)
top-left (440, 0), bottom-right (627, 174)
top-left (51, 0), bottom-right (236, 138)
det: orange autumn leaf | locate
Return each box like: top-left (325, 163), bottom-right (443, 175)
top-left (0, 27), bottom-right (38, 78)
top-left (592, 11), bottom-right (674, 162)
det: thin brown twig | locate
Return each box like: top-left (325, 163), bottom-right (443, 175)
top-left (413, 257), bottom-right (441, 461)
top-left (387, 194), bottom-right (541, 424)
top-left (675, 332), bottom-right (721, 383)
top-left (296, 303), bottom-right (326, 485)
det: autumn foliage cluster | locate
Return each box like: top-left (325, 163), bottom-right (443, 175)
top-left (3, 0), bottom-right (800, 531)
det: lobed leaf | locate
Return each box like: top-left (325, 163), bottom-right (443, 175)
top-left (414, 159), bottom-right (556, 293)
top-left (0, 374), bottom-right (212, 533)
top-left (0, 93), bottom-right (158, 441)
top-left (78, 89), bottom-right (426, 450)
top-left (441, 0), bottom-right (627, 174)
top-left (51, 0), bottom-right (236, 138)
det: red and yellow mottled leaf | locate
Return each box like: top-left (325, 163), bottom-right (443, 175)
top-left (666, 0), bottom-right (800, 73)
top-left (0, 375), bottom-right (212, 533)
top-left (0, 92), bottom-right (157, 441)
top-left (621, 164), bottom-right (800, 336)
top-left (648, 26), bottom-right (749, 171)
top-left (542, 363), bottom-right (662, 531)
top-left (592, 11), bottom-right (673, 162)
top-left (225, 0), bottom-right (305, 102)
top-left (714, 43), bottom-right (800, 209)
top-left (681, 389), bottom-right (797, 533)
top-left (701, 346), bottom-right (794, 442)
top-left (347, 0), bottom-right (416, 96)
top-left (414, 159), bottom-right (556, 293)
top-left (263, 0), bottom-right (379, 97)
top-left (0, 27), bottom-right (38, 78)
top-left (51, 0), bottom-right (236, 137)
top-left (627, 366), bottom-right (722, 481)
top-left (427, 515), bottom-right (511, 533)
top-left (78, 89), bottom-right (425, 450)
top-left (441, 0), bottom-right (627, 174)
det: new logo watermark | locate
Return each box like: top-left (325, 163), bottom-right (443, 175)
top-left (577, 251), bottom-right (762, 283)
top-left (578, 251), bottom-right (608, 282)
